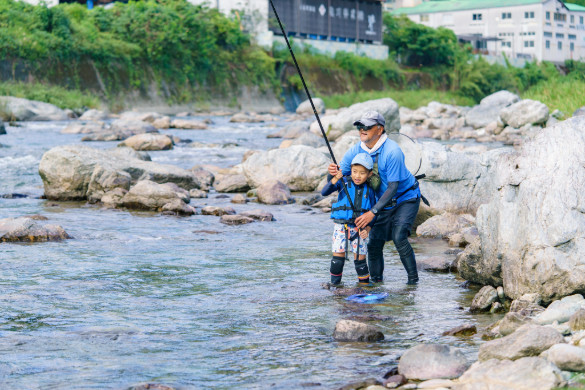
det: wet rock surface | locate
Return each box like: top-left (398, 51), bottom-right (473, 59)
top-left (398, 344), bottom-right (469, 380)
top-left (0, 217), bottom-right (71, 242)
top-left (332, 320), bottom-right (384, 342)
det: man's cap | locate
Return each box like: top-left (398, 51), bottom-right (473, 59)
top-left (351, 153), bottom-right (374, 170)
top-left (353, 110), bottom-right (386, 128)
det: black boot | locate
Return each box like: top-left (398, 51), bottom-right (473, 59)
top-left (392, 225), bottom-right (418, 285)
top-left (367, 239), bottom-right (385, 283)
top-left (354, 259), bottom-right (370, 284)
top-left (330, 255), bottom-right (345, 285)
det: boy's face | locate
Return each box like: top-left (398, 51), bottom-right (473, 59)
top-left (351, 164), bottom-right (372, 185)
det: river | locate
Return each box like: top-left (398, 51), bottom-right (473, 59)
top-left (0, 115), bottom-right (497, 389)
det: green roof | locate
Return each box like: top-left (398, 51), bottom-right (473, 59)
top-left (565, 2), bottom-right (585, 11)
top-left (393, 0), bottom-right (543, 15)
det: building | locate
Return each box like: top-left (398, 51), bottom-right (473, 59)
top-left (383, 0), bottom-right (424, 12)
top-left (393, 0), bottom-right (585, 63)
top-left (191, 0), bottom-right (389, 59)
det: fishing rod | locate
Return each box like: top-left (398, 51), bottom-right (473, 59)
top-left (269, 0), bottom-right (364, 264)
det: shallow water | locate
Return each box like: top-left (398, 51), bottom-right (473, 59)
top-left (0, 117), bottom-right (496, 389)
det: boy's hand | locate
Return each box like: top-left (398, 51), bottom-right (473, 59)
top-left (334, 171), bottom-right (343, 180)
top-left (328, 163), bottom-right (340, 176)
top-left (359, 228), bottom-right (369, 239)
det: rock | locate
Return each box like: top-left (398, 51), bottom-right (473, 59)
top-left (100, 188), bottom-right (128, 207)
top-left (338, 379), bottom-right (382, 390)
top-left (490, 301), bottom-right (504, 313)
top-left (61, 121), bottom-right (106, 134)
top-left (121, 181), bottom-right (190, 211)
top-left (160, 198), bottom-right (197, 215)
top-left (231, 194), bottom-right (247, 204)
top-left (499, 312), bottom-right (532, 336)
top-left (296, 98), bottom-right (325, 115)
top-left (398, 344), bottom-right (469, 380)
top-left (229, 112), bottom-right (275, 123)
top-left (312, 195), bottom-right (335, 208)
top-left (220, 215), bottom-right (255, 225)
top-left (0, 121), bottom-right (5, 134)
top-left (39, 145), bottom-right (201, 200)
top-left (497, 286), bottom-right (505, 300)
top-left (242, 145), bottom-right (329, 191)
top-left (573, 106), bottom-right (585, 117)
top-left (418, 379), bottom-right (455, 389)
top-left (189, 189), bottom-right (207, 198)
top-left (416, 213), bottom-right (475, 238)
top-left (453, 357), bottom-right (563, 390)
top-left (0, 96), bottom-right (68, 121)
top-left (79, 109), bottom-right (108, 121)
top-left (0, 217), bottom-right (71, 242)
top-left (171, 118), bottom-right (207, 129)
top-left (201, 206), bottom-right (236, 216)
top-left (127, 383), bottom-right (176, 390)
top-left (119, 111), bottom-right (163, 123)
top-left (441, 324), bottom-right (477, 337)
top-left (332, 132), bottom-right (360, 160)
top-left (417, 256), bottom-right (455, 272)
top-left (256, 180), bottom-right (293, 205)
top-left (111, 119), bottom-right (157, 134)
top-left (383, 374), bottom-right (406, 389)
top-left (242, 150), bottom-right (260, 163)
top-left (289, 132), bottom-right (324, 148)
top-left (534, 294), bottom-right (585, 325)
top-left (118, 133), bottom-right (173, 151)
top-left (569, 309), bottom-right (585, 331)
top-left (470, 286), bottom-right (499, 313)
top-left (239, 209), bottom-right (274, 221)
top-left (310, 98), bottom-right (400, 140)
top-left (465, 91), bottom-right (520, 129)
top-left (541, 343), bottom-right (585, 372)
top-left (500, 99), bottom-right (549, 128)
top-left (474, 117), bottom-right (585, 302)
top-left (332, 320), bottom-right (384, 342)
top-left (455, 236), bottom-right (502, 287)
top-left (267, 121), bottom-right (310, 139)
top-left (87, 164), bottom-right (132, 203)
top-left (152, 116), bottom-right (171, 129)
top-left (510, 293), bottom-right (543, 313)
top-left (214, 174), bottom-right (250, 193)
top-left (191, 167), bottom-right (215, 189)
top-left (478, 324), bottom-right (565, 361)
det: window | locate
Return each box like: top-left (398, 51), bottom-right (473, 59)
top-left (502, 12), bottom-right (512, 19)
top-left (421, 14), bottom-right (429, 22)
top-left (546, 11), bottom-right (550, 20)
top-left (546, 40), bottom-right (550, 49)
top-left (501, 41), bottom-right (511, 47)
top-left (558, 41), bottom-right (563, 49)
top-left (524, 40), bottom-right (535, 47)
top-left (544, 31), bottom-right (553, 37)
top-left (554, 13), bottom-right (567, 22)
top-left (571, 15), bottom-right (575, 24)
top-left (556, 33), bottom-right (564, 38)
top-left (581, 16), bottom-right (584, 24)
top-left (569, 34), bottom-right (576, 40)
top-left (570, 42), bottom-right (575, 51)
top-left (473, 13), bottom-right (482, 21)
top-left (524, 11), bottom-right (535, 18)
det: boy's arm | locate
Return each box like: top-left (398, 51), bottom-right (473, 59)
top-left (321, 176), bottom-right (342, 196)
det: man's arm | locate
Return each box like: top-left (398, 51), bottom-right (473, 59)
top-left (354, 182), bottom-right (398, 229)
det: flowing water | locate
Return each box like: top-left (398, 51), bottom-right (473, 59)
top-left (0, 116), bottom-right (496, 389)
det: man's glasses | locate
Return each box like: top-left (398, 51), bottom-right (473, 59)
top-left (357, 124), bottom-right (376, 131)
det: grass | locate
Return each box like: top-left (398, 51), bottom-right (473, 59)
top-left (0, 81), bottom-right (101, 111)
top-left (321, 89), bottom-right (476, 110)
top-left (522, 77), bottom-right (585, 116)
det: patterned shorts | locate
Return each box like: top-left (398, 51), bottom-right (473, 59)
top-left (331, 223), bottom-right (368, 255)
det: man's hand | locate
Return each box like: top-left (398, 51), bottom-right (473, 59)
top-left (328, 163), bottom-right (339, 177)
top-left (355, 211), bottom-right (375, 229)
top-left (359, 227), bottom-right (369, 240)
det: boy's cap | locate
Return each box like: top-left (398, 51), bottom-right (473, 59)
top-left (351, 153), bottom-right (374, 170)
top-left (353, 110), bottom-right (386, 127)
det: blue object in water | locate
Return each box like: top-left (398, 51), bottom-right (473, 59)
top-left (345, 292), bottom-right (389, 304)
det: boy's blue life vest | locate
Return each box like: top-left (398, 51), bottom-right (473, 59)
top-left (330, 177), bottom-right (374, 224)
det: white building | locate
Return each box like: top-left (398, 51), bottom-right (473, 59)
top-left (393, 0), bottom-right (585, 63)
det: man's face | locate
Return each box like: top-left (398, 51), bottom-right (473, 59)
top-left (358, 123), bottom-right (384, 145)
top-left (351, 164), bottom-right (372, 185)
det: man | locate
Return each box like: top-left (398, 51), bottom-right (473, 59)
top-left (327, 111), bottom-right (421, 284)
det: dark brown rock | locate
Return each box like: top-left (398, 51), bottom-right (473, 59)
top-left (442, 324), bottom-right (477, 337)
top-left (239, 209), bottom-right (274, 222)
top-left (383, 374), bottom-right (407, 389)
top-left (333, 320), bottom-right (384, 342)
top-left (220, 215), bottom-right (255, 225)
top-left (201, 206), bottom-right (236, 216)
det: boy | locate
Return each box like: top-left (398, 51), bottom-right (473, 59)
top-left (321, 153), bottom-right (377, 286)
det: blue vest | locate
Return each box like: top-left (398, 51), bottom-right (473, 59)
top-left (330, 178), bottom-right (374, 224)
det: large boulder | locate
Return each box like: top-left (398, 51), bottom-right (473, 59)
top-left (573, 106), bottom-right (585, 117)
top-left (417, 142), bottom-right (512, 213)
top-left (332, 132), bottom-right (360, 160)
top-left (0, 217), bottom-right (71, 242)
top-left (242, 145), bottom-right (329, 191)
top-left (267, 121), bottom-right (310, 139)
top-left (121, 180), bottom-right (193, 214)
top-left (500, 99), bottom-right (549, 128)
top-left (533, 294), bottom-right (585, 325)
top-left (214, 174), bottom-right (250, 193)
top-left (452, 357), bottom-right (563, 390)
top-left (118, 133), bottom-right (173, 151)
top-left (473, 117), bottom-right (585, 302)
top-left (0, 96), bottom-right (68, 121)
top-left (478, 324), bottom-right (565, 361)
top-left (541, 343), bottom-right (585, 371)
top-left (296, 98), bottom-right (325, 116)
top-left (79, 109), bottom-right (108, 121)
top-left (398, 344), bottom-right (469, 380)
top-left (39, 145), bottom-right (202, 200)
top-left (310, 98), bottom-right (400, 140)
top-left (465, 90), bottom-right (520, 129)
top-left (470, 286), bottom-right (498, 313)
top-left (416, 212), bottom-right (475, 238)
top-left (256, 180), bottom-right (293, 205)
